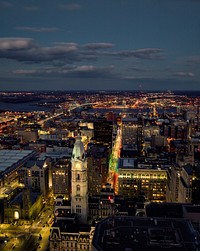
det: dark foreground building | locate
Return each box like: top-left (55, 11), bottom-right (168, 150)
top-left (92, 216), bottom-right (200, 251)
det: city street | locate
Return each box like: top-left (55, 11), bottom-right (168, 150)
top-left (108, 127), bottom-right (121, 193)
top-left (0, 200), bottom-right (53, 251)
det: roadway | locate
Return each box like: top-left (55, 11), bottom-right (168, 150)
top-left (107, 126), bottom-right (121, 194)
top-left (0, 196), bottom-right (54, 251)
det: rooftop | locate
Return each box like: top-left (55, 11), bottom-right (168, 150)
top-left (0, 150), bottom-right (34, 173)
top-left (92, 216), bottom-right (200, 251)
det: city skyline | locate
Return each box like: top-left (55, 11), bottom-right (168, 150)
top-left (0, 0), bottom-right (200, 91)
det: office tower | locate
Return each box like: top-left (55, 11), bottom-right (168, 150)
top-left (166, 165), bottom-right (192, 203)
top-left (71, 135), bottom-right (88, 224)
top-left (93, 120), bottom-right (113, 149)
top-left (121, 118), bottom-right (143, 156)
top-left (52, 158), bottom-right (71, 198)
top-left (87, 144), bottom-right (109, 195)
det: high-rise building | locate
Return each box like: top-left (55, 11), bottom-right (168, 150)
top-left (166, 165), bottom-right (192, 203)
top-left (121, 118), bottom-right (143, 156)
top-left (122, 118), bottom-right (139, 145)
top-left (93, 120), bottom-right (113, 149)
top-left (52, 158), bottom-right (71, 199)
top-left (71, 135), bottom-right (88, 224)
top-left (87, 144), bottom-right (109, 195)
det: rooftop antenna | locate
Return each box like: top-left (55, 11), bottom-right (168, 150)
top-left (138, 83), bottom-right (142, 93)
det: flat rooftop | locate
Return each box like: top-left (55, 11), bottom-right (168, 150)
top-left (92, 216), bottom-right (200, 251)
top-left (0, 150), bottom-right (34, 173)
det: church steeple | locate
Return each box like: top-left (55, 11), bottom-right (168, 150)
top-left (71, 135), bottom-right (88, 224)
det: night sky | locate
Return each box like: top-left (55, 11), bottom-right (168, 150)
top-left (0, 0), bottom-right (200, 91)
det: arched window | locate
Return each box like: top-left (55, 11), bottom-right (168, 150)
top-left (77, 173), bottom-right (80, 180)
top-left (76, 185), bottom-right (80, 195)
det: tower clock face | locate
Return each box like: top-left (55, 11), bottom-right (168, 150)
top-left (75, 162), bottom-right (81, 169)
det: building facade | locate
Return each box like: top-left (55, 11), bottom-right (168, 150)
top-left (118, 158), bottom-right (168, 202)
top-left (87, 144), bottom-right (109, 195)
top-left (18, 159), bottom-right (50, 196)
top-left (166, 165), bottom-right (192, 203)
top-left (71, 135), bottom-right (88, 224)
top-left (52, 158), bottom-right (71, 199)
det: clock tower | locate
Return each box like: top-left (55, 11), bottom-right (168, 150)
top-left (71, 135), bottom-right (88, 223)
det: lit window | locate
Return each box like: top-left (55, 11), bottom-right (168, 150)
top-left (76, 205), bottom-right (81, 213)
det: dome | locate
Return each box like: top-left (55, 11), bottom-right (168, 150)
top-left (72, 135), bottom-right (85, 161)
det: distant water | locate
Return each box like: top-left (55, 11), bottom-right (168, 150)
top-left (0, 102), bottom-right (50, 112)
top-left (174, 90), bottom-right (200, 97)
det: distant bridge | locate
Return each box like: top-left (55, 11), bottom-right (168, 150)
top-left (38, 103), bottom-right (96, 126)
top-left (68, 102), bottom-right (96, 112)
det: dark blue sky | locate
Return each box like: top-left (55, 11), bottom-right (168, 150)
top-left (0, 0), bottom-right (200, 91)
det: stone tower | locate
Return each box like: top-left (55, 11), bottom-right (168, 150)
top-left (71, 135), bottom-right (88, 223)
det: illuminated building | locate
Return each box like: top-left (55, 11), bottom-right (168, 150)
top-left (52, 158), bottom-right (71, 198)
top-left (17, 123), bottom-right (40, 143)
top-left (121, 118), bottom-right (143, 156)
top-left (3, 188), bottom-right (43, 223)
top-left (93, 120), bottom-right (113, 149)
top-left (18, 159), bottom-right (50, 196)
top-left (164, 122), bottom-right (188, 140)
top-left (166, 165), bottom-right (192, 203)
top-left (50, 136), bottom-right (93, 250)
top-left (0, 149), bottom-right (35, 188)
top-left (118, 158), bottom-right (168, 202)
top-left (192, 163), bottom-right (200, 204)
top-left (121, 118), bottom-right (139, 145)
top-left (71, 135), bottom-right (88, 224)
top-left (143, 125), bottom-right (160, 138)
top-left (99, 183), bottom-right (115, 219)
top-left (50, 223), bottom-right (94, 251)
top-left (87, 144), bottom-right (109, 195)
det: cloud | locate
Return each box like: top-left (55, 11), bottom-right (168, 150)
top-left (15, 26), bottom-right (61, 33)
top-left (67, 65), bottom-right (115, 78)
top-left (0, 1), bottom-right (13, 8)
top-left (58, 3), bottom-right (81, 10)
top-left (13, 69), bottom-right (37, 75)
top-left (0, 38), bottom-right (36, 50)
top-left (108, 48), bottom-right (164, 60)
top-left (0, 38), bottom-right (164, 68)
top-left (0, 38), bottom-right (108, 64)
top-left (0, 38), bottom-right (82, 63)
top-left (83, 43), bottom-right (114, 50)
top-left (173, 71), bottom-right (195, 78)
top-left (13, 65), bottom-right (116, 79)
